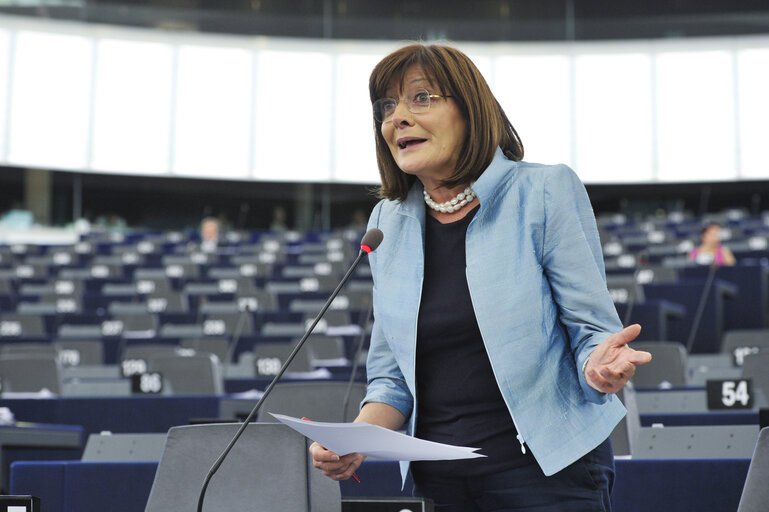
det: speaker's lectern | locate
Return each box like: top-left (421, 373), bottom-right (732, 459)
top-left (144, 423), bottom-right (341, 512)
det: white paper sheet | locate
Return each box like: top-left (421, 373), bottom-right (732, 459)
top-left (270, 413), bottom-right (486, 461)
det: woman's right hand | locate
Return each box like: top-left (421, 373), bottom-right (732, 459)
top-left (309, 441), bottom-right (365, 481)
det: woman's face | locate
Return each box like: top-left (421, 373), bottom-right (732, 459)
top-left (702, 225), bottom-right (721, 245)
top-left (379, 66), bottom-right (466, 185)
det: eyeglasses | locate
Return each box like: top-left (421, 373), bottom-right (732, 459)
top-left (373, 88), bottom-right (453, 123)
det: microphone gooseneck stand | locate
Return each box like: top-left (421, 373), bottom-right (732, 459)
top-left (196, 228), bottom-right (383, 512)
top-left (342, 297), bottom-right (374, 422)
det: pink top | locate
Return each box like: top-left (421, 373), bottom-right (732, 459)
top-left (689, 246), bottom-right (726, 265)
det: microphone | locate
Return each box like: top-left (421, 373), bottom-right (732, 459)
top-left (685, 262), bottom-right (718, 353)
top-left (342, 295), bottom-right (374, 422)
top-left (224, 301), bottom-right (252, 366)
top-left (622, 250), bottom-right (648, 327)
top-left (196, 228), bottom-right (383, 512)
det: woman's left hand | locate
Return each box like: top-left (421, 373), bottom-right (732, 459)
top-left (584, 324), bottom-right (652, 394)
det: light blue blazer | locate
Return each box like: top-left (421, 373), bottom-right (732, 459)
top-left (363, 147), bottom-right (626, 482)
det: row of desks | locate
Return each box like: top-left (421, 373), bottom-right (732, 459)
top-left (9, 457), bottom-right (752, 512)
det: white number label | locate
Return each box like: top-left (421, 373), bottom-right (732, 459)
top-left (139, 372), bottom-right (163, 393)
top-left (101, 320), bottom-right (124, 336)
top-left (722, 381), bottom-right (750, 407)
top-left (122, 359), bottom-right (147, 377)
top-left (256, 357), bottom-right (281, 376)
top-left (732, 346), bottom-right (760, 366)
top-left (0, 321), bottom-right (22, 337)
top-left (203, 319), bottom-right (226, 335)
top-left (707, 379), bottom-right (753, 410)
top-left (59, 350), bottom-right (81, 366)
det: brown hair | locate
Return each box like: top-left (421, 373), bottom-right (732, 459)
top-left (369, 43), bottom-right (524, 201)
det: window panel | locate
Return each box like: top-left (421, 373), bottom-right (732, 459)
top-left (8, 31), bottom-right (92, 169)
top-left (574, 53), bottom-right (653, 182)
top-left (253, 50), bottom-right (332, 181)
top-left (173, 45), bottom-right (252, 178)
top-left (737, 48), bottom-right (769, 179)
top-left (91, 39), bottom-right (173, 174)
top-left (333, 53), bottom-right (381, 184)
top-left (0, 29), bottom-right (9, 160)
top-left (493, 55), bottom-right (572, 167)
top-left (655, 50), bottom-right (735, 181)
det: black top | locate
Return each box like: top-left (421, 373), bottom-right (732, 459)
top-left (412, 205), bottom-right (535, 479)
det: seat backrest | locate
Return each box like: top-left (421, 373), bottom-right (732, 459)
top-left (722, 329), bottom-right (769, 363)
top-left (0, 342), bottom-right (57, 357)
top-left (299, 335), bottom-right (347, 362)
top-left (737, 427), bottom-right (769, 512)
top-left (606, 274), bottom-right (645, 304)
top-left (630, 341), bottom-right (688, 387)
top-left (180, 338), bottom-right (232, 364)
top-left (256, 381), bottom-right (367, 423)
top-left (741, 352), bottom-right (769, 402)
top-left (144, 423), bottom-right (340, 512)
top-left (82, 433), bottom-right (167, 461)
top-left (147, 352), bottom-right (224, 395)
top-left (634, 425), bottom-right (759, 459)
top-left (0, 313), bottom-right (46, 337)
top-left (260, 322), bottom-right (307, 337)
top-left (54, 339), bottom-right (104, 366)
top-left (610, 382), bottom-right (641, 456)
top-left (252, 342), bottom-right (314, 376)
top-left (0, 354), bottom-right (63, 393)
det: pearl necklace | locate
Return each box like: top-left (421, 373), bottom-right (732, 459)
top-left (423, 185), bottom-right (476, 213)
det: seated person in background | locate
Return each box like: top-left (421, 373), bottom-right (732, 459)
top-left (199, 217), bottom-right (220, 252)
top-left (688, 222), bottom-right (736, 266)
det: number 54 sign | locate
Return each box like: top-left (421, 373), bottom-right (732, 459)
top-left (706, 379), bottom-right (753, 410)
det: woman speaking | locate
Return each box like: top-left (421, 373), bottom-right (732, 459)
top-left (310, 43), bottom-right (652, 512)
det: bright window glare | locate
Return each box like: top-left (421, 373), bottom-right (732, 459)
top-left (173, 45), bottom-right (252, 178)
top-left (656, 51), bottom-right (736, 181)
top-left (0, 29), bottom-right (9, 160)
top-left (92, 39), bottom-right (173, 174)
top-left (574, 53), bottom-right (653, 182)
top-left (333, 53), bottom-right (381, 183)
top-left (493, 55), bottom-right (572, 167)
top-left (8, 31), bottom-right (92, 169)
top-left (737, 48), bottom-right (769, 179)
top-left (466, 54), bottom-right (493, 85)
top-left (253, 50), bottom-right (332, 181)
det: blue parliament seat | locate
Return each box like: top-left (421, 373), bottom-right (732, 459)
top-left (643, 279), bottom-right (739, 353)
top-left (681, 264), bottom-right (769, 330)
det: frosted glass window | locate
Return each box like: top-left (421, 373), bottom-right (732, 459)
top-left (737, 48), bottom-right (769, 179)
top-left (173, 45), bottom-right (252, 178)
top-left (655, 51), bottom-right (735, 181)
top-left (253, 51), bottom-right (332, 181)
top-left (466, 54), bottom-right (493, 86)
top-left (574, 53), bottom-right (653, 182)
top-left (8, 31), bottom-right (92, 169)
top-left (333, 53), bottom-right (381, 183)
top-left (91, 39), bottom-right (173, 174)
top-left (493, 55), bottom-right (572, 166)
top-left (0, 29), bottom-right (9, 160)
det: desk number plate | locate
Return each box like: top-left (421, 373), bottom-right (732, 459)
top-left (706, 379), bottom-right (753, 410)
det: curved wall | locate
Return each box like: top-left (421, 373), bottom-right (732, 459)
top-left (0, 14), bottom-right (768, 184)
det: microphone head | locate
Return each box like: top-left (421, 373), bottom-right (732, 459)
top-left (360, 228), bottom-right (384, 254)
